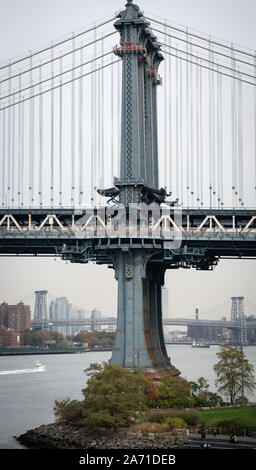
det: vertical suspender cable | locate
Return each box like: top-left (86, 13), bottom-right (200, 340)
top-left (168, 33), bottom-right (172, 197)
top-left (117, 59), bottom-right (121, 177)
top-left (196, 55), bottom-right (200, 206)
top-left (164, 22), bottom-right (167, 190)
top-left (175, 48), bottom-right (179, 202)
top-left (39, 64), bottom-right (43, 207)
top-left (179, 51), bottom-right (183, 206)
top-left (29, 53), bottom-right (34, 205)
top-left (190, 41), bottom-right (194, 207)
top-left (21, 96), bottom-right (24, 207)
top-left (231, 45), bottom-right (238, 208)
top-left (59, 54), bottom-right (63, 207)
top-left (217, 63), bottom-right (223, 208)
top-left (211, 46), bottom-right (216, 208)
top-left (97, 54), bottom-right (100, 200)
top-left (216, 63), bottom-right (221, 209)
top-left (94, 27), bottom-right (98, 205)
top-left (237, 69), bottom-right (244, 206)
top-left (208, 39), bottom-right (213, 209)
top-left (254, 53), bottom-right (256, 205)
top-left (18, 73), bottom-right (21, 207)
top-left (219, 69), bottom-right (223, 208)
top-left (186, 29), bottom-right (190, 207)
top-left (97, 60), bottom-right (101, 203)
top-left (101, 35), bottom-right (105, 196)
top-left (11, 93), bottom-right (15, 205)
top-left (8, 63), bottom-right (11, 206)
top-left (90, 27), bottom-right (95, 205)
top-left (71, 33), bottom-right (75, 206)
top-left (1, 86), bottom-right (5, 206)
top-left (51, 45), bottom-right (54, 207)
top-left (111, 59), bottom-right (114, 182)
top-left (199, 58), bottom-right (203, 206)
top-left (96, 35), bottom-right (100, 205)
top-left (79, 43), bottom-right (84, 206)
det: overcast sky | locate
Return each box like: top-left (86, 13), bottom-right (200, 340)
top-left (0, 0), bottom-right (255, 319)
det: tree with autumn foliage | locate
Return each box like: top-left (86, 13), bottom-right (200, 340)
top-left (213, 345), bottom-right (256, 404)
top-left (54, 362), bottom-right (147, 430)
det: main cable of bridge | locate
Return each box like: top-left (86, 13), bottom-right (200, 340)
top-left (150, 12), bottom-right (256, 210)
top-left (146, 15), bottom-right (256, 63)
top-left (0, 16), bottom-right (116, 72)
top-left (0, 31), bottom-right (117, 87)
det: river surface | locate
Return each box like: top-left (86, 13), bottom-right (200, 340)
top-left (0, 345), bottom-right (255, 449)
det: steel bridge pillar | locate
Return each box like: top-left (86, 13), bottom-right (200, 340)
top-left (107, 1), bottom-right (176, 372)
top-left (111, 249), bottom-right (171, 370)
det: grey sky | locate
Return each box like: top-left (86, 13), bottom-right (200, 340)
top-left (0, 0), bottom-right (255, 319)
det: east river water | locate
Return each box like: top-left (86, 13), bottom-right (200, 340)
top-left (0, 345), bottom-right (256, 449)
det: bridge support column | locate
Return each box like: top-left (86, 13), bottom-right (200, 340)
top-left (111, 249), bottom-right (173, 371)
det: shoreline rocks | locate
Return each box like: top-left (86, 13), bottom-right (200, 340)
top-left (16, 423), bottom-right (191, 449)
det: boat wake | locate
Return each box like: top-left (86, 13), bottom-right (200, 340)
top-left (0, 362), bottom-right (47, 375)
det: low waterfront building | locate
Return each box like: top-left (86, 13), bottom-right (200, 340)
top-left (0, 325), bottom-right (20, 348)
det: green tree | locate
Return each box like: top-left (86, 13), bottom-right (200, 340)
top-left (151, 377), bottom-right (192, 408)
top-left (81, 363), bottom-right (146, 429)
top-left (190, 377), bottom-right (209, 396)
top-left (213, 345), bottom-right (256, 404)
top-left (54, 362), bottom-right (147, 430)
top-left (21, 329), bottom-right (65, 347)
top-left (189, 376), bottom-right (221, 407)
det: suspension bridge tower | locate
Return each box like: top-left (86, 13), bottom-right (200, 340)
top-left (230, 296), bottom-right (247, 345)
top-left (98, 0), bottom-right (179, 376)
top-left (33, 290), bottom-right (49, 330)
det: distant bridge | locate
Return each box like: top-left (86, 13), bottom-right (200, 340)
top-left (31, 317), bottom-right (256, 330)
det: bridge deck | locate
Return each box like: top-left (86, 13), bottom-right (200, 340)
top-left (0, 208), bottom-right (255, 258)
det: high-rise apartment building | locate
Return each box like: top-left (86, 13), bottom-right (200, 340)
top-left (0, 301), bottom-right (30, 331)
top-left (49, 297), bottom-right (72, 336)
top-left (91, 309), bottom-right (102, 331)
top-left (0, 301), bottom-right (30, 347)
top-left (7, 302), bottom-right (31, 331)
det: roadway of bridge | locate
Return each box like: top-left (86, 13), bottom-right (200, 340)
top-left (1, 208), bottom-right (256, 260)
top-left (31, 317), bottom-right (256, 329)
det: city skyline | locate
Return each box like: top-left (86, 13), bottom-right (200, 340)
top-left (0, 0), bottom-right (255, 320)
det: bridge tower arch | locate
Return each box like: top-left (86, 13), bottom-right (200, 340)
top-left (230, 296), bottom-right (247, 345)
top-left (33, 290), bottom-right (48, 330)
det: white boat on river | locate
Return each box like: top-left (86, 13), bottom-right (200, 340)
top-left (0, 361), bottom-right (46, 375)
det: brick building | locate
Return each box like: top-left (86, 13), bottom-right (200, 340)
top-left (0, 302), bottom-right (31, 347)
top-left (7, 302), bottom-right (31, 331)
top-left (0, 302), bottom-right (9, 327)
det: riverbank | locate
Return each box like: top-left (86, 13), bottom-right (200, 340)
top-left (0, 347), bottom-right (113, 356)
top-left (16, 423), bottom-right (190, 449)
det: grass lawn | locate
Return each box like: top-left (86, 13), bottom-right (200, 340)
top-left (198, 406), bottom-right (256, 426)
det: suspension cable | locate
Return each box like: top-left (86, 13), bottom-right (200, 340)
top-left (146, 16), bottom-right (256, 60)
top-left (0, 31), bottom-right (117, 85)
top-left (0, 17), bottom-right (116, 72)
top-left (161, 49), bottom-right (256, 87)
top-left (151, 26), bottom-right (255, 69)
top-left (159, 41), bottom-right (255, 81)
top-left (59, 53), bottom-right (63, 207)
top-left (0, 59), bottom-right (121, 111)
